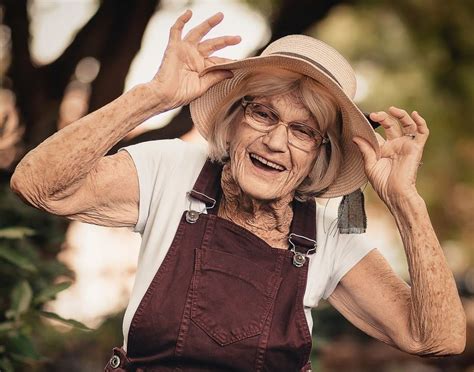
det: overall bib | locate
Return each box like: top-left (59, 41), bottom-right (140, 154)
top-left (105, 160), bottom-right (317, 371)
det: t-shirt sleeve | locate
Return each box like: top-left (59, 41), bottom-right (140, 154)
top-left (322, 232), bottom-right (376, 300)
top-left (118, 139), bottom-right (200, 234)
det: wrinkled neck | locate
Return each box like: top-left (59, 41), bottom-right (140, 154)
top-left (218, 162), bottom-right (293, 249)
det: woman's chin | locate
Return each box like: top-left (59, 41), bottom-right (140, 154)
top-left (239, 182), bottom-right (289, 202)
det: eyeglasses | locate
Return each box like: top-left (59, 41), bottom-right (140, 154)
top-left (241, 97), bottom-right (329, 152)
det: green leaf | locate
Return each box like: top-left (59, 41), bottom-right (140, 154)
top-left (39, 311), bottom-right (93, 331)
top-left (8, 332), bottom-right (41, 360)
top-left (0, 357), bottom-right (15, 372)
top-left (10, 352), bottom-right (48, 363)
top-left (0, 321), bottom-right (16, 333)
top-left (9, 280), bottom-right (33, 320)
top-left (0, 246), bottom-right (37, 272)
top-left (33, 281), bottom-right (72, 305)
top-left (0, 227), bottom-right (35, 239)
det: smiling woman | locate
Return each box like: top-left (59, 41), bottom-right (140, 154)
top-left (227, 92), bottom-right (320, 202)
top-left (10, 10), bottom-right (466, 371)
top-left (205, 68), bottom-right (344, 200)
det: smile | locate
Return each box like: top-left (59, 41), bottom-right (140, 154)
top-left (249, 153), bottom-right (286, 172)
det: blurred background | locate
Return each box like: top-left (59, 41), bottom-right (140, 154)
top-left (0, 0), bottom-right (473, 371)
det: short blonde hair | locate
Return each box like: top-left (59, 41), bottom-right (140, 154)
top-left (207, 68), bottom-right (343, 200)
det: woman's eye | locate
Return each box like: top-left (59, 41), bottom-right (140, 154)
top-left (251, 105), bottom-right (276, 122)
top-left (255, 110), bottom-right (270, 118)
top-left (291, 124), bottom-right (313, 138)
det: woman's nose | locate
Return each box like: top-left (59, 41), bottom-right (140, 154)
top-left (262, 124), bottom-right (289, 152)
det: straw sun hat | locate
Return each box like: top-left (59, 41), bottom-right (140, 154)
top-left (190, 35), bottom-right (380, 198)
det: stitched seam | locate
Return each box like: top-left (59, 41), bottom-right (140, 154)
top-left (254, 254), bottom-right (285, 371)
top-left (296, 263), bottom-right (313, 367)
top-left (174, 248), bottom-right (201, 358)
top-left (128, 213), bottom-right (187, 348)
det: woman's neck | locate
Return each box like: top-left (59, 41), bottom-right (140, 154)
top-left (218, 163), bottom-right (293, 249)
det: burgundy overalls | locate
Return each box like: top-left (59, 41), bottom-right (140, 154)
top-left (105, 160), bottom-right (317, 372)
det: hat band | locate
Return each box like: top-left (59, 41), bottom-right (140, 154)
top-left (269, 52), bottom-right (342, 88)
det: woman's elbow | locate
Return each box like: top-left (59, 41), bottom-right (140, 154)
top-left (405, 334), bottom-right (466, 357)
top-left (10, 168), bottom-right (52, 212)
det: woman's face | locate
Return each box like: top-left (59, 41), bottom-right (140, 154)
top-left (228, 92), bottom-right (320, 201)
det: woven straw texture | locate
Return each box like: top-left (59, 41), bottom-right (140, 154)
top-left (190, 35), bottom-right (380, 198)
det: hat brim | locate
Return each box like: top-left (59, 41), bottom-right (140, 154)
top-left (190, 54), bottom-right (380, 198)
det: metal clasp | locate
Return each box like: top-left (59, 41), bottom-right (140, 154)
top-left (185, 190), bottom-right (217, 224)
top-left (186, 210), bottom-right (200, 223)
top-left (288, 233), bottom-right (317, 268)
top-left (110, 354), bottom-right (120, 369)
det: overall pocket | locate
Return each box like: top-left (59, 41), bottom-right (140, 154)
top-left (190, 248), bottom-right (282, 346)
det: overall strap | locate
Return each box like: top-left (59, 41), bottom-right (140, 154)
top-left (188, 159), bottom-right (223, 215)
top-left (189, 158), bottom-right (317, 257)
top-left (289, 199), bottom-right (317, 256)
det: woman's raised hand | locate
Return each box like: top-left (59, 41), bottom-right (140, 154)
top-left (151, 10), bottom-right (241, 110)
top-left (353, 107), bottom-right (429, 205)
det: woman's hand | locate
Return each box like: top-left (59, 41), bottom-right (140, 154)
top-left (150, 10), bottom-right (241, 110)
top-left (353, 107), bottom-right (429, 205)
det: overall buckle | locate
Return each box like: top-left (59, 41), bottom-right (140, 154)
top-left (288, 233), bottom-right (317, 268)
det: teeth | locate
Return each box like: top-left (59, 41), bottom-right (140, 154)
top-left (250, 153), bottom-right (285, 171)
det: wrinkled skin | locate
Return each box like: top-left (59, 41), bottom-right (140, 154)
top-left (227, 93), bottom-right (319, 201)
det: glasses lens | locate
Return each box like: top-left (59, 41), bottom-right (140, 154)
top-left (247, 103), bottom-right (278, 127)
top-left (288, 123), bottom-right (321, 150)
top-left (242, 99), bottom-right (327, 151)
top-left (288, 123), bottom-right (316, 141)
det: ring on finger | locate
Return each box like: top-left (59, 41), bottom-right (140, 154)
top-left (404, 133), bottom-right (416, 139)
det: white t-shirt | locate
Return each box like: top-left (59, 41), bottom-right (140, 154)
top-left (120, 139), bottom-right (375, 350)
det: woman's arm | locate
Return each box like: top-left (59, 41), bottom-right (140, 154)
top-left (328, 196), bottom-right (466, 355)
top-left (11, 85), bottom-right (157, 227)
top-left (10, 10), bottom-right (240, 226)
top-left (331, 107), bottom-right (466, 355)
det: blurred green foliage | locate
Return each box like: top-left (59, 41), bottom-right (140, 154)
top-left (0, 184), bottom-right (91, 371)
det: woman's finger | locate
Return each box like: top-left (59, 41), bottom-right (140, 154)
top-left (207, 56), bottom-right (237, 64)
top-left (204, 56), bottom-right (237, 69)
top-left (353, 136), bottom-right (377, 170)
top-left (389, 106), bottom-right (417, 134)
top-left (412, 111), bottom-right (430, 135)
top-left (200, 69), bottom-right (234, 89)
top-left (184, 12), bottom-right (224, 43)
top-left (198, 35), bottom-right (241, 57)
top-left (370, 111), bottom-right (402, 139)
top-left (169, 10), bottom-right (193, 42)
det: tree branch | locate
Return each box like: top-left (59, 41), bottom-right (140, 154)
top-left (88, 0), bottom-right (160, 112)
top-left (6, 0), bottom-right (160, 152)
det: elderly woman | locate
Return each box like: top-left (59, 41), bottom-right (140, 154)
top-left (11, 11), bottom-right (465, 372)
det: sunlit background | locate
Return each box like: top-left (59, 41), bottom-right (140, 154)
top-left (1, 0), bottom-right (473, 371)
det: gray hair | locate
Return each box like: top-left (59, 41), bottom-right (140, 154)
top-left (207, 68), bottom-right (343, 200)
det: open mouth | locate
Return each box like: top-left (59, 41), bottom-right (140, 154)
top-left (249, 153), bottom-right (286, 172)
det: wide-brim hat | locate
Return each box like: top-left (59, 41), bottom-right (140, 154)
top-left (190, 35), bottom-right (380, 198)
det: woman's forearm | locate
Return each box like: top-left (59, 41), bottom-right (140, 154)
top-left (11, 83), bottom-right (163, 206)
top-left (389, 193), bottom-right (466, 355)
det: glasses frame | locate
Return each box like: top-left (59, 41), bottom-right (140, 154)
top-left (240, 97), bottom-right (329, 153)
